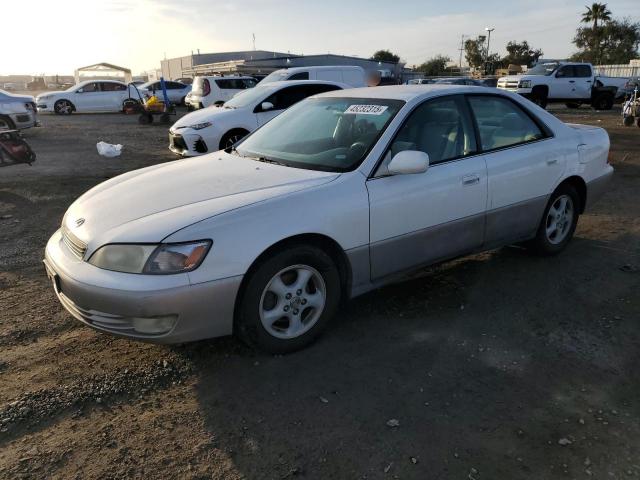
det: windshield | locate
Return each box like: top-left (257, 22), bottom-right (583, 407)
top-left (259, 70), bottom-right (289, 84)
top-left (526, 63), bottom-right (558, 76)
top-left (223, 85), bottom-right (274, 109)
top-left (235, 97), bottom-right (405, 172)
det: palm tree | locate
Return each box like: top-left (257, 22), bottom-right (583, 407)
top-left (581, 3), bottom-right (612, 29)
top-left (581, 3), bottom-right (612, 64)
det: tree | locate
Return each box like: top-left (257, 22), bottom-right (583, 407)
top-left (572, 17), bottom-right (640, 64)
top-left (581, 2), bottom-right (612, 29)
top-left (370, 50), bottom-right (400, 64)
top-left (417, 55), bottom-right (451, 76)
top-left (501, 40), bottom-right (543, 67)
top-left (464, 36), bottom-right (486, 69)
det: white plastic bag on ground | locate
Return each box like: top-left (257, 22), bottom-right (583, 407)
top-left (96, 141), bottom-right (123, 157)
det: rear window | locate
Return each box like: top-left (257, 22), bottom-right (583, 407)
top-left (215, 78), bottom-right (257, 90)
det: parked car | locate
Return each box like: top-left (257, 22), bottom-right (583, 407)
top-left (497, 62), bottom-right (626, 109)
top-left (407, 78), bottom-right (436, 85)
top-left (136, 80), bottom-right (191, 105)
top-left (169, 80), bottom-right (345, 156)
top-left (44, 85), bottom-right (612, 353)
top-left (2, 83), bottom-right (25, 91)
top-left (186, 76), bottom-right (257, 110)
top-left (434, 77), bottom-right (486, 86)
top-left (36, 80), bottom-right (136, 114)
top-left (0, 89), bottom-right (38, 130)
top-left (259, 66), bottom-right (367, 88)
top-left (480, 77), bottom-right (499, 88)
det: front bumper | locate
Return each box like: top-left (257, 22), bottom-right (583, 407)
top-left (10, 111), bottom-right (38, 129)
top-left (44, 229), bottom-right (242, 343)
top-left (169, 130), bottom-right (209, 157)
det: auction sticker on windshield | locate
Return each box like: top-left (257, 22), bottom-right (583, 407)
top-left (344, 105), bottom-right (388, 115)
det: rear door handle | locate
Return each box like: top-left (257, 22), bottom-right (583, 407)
top-left (546, 158), bottom-right (559, 165)
top-left (569, 80), bottom-right (575, 83)
top-left (462, 174), bottom-right (480, 185)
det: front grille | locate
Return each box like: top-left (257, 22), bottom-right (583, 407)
top-left (16, 114), bottom-right (30, 123)
top-left (61, 226), bottom-right (87, 259)
top-left (498, 81), bottom-right (519, 89)
top-left (170, 133), bottom-right (187, 152)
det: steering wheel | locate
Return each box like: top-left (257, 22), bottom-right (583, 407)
top-left (347, 141), bottom-right (368, 160)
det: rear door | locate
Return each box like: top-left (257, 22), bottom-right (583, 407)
top-left (254, 83), bottom-right (342, 127)
top-left (467, 94), bottom-right (564, 246)
top-left (573, 64), bottom-right (594, 99)
top-left (99, 82), bottom-right (127, 111)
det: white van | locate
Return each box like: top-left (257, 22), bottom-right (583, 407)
top-left (187, 76), bottom-right (257, 109)
top-left (259, 66), bottom-right (367, 88)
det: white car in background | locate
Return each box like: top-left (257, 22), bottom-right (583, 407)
top-left (36, 80), bottom-right (135, 114)
top-left (186, 76), bottom-right (257, 110)
top-left (136, 80), bottom-right (191, 105)
top-left (45, 85), bottom-right (612, 353)
top-left (170, 80), bottom-right (345, 156)
top-left (259, 66), bottom-right (367, 87)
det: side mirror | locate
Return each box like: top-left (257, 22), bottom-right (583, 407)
top-left (261, 101), bottom-right (274, 112)
top-left (388, 150), bottom-right (429, 175)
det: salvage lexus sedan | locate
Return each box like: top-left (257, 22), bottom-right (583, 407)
top-left (44, 85), bottom-right (613, 353)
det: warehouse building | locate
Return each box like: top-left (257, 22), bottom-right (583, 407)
top-left (160, 50), bottom-right (403, 82)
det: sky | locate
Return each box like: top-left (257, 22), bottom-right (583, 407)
top-left (2, 0), bottom-right (639, 75)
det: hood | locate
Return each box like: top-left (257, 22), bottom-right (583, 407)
top-left (36, 90), bottom-right (66, 100)
top-left (170, 106), bottom-right (236, 131)
top-left (63, 153), bottom-right (339, 253)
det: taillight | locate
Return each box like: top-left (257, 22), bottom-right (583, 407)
top-left (203, 79), bottom-right (211, 97)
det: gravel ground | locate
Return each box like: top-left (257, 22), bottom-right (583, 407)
top-left (0, 106), bottom-right (639, 479)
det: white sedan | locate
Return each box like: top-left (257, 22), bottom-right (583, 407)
top-left (136, 80), bottom-right (191, 105)
top-left (44, 85), bottom-right (613, 353)
top-left (168, 80), bottom-right (346, 156)
top-left (36, 80), bottom-right (135, 114)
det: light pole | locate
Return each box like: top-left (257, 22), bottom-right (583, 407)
top-left (484, 27), bottom-right (495, 75)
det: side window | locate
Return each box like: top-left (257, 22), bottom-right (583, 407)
top-left (262, 85), bottom-right (333, 111)
top-left (80, 82), bottom-right (99, 92)
top-left (556, 66), bottom-right (575, 78)
top-left (389, 96), bottom-right (477, 165)
top-left (101, 82), bottom-right (126, 91)
top-left (242, 79), bottom-right (257, 88)
top-left (215, 79), bottom-right (234, 89)
top-left (288, 72), bottom-right (309, 80)
top-left (468, 95), bottom-right (546, 151)
top-left (574, 65), bottom-right (592, 78)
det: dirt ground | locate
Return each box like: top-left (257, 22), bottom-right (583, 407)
top-left (0, 105), bottom-right (639, 480)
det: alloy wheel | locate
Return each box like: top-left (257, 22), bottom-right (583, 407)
top-left (545, 194), bottom-right (574, 244)
top-left (259, 264), bottom-right (326, 339)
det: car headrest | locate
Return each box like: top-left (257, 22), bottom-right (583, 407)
top-left (501, 112), bottom-right (528, 130)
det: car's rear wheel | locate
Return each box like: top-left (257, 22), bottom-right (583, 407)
top-left (592, 93), bottom-right (613, 110)
top-left (54, 99), bottom-right (74, 115)
top-left (0, 115), bottom-right (16, 130)
top-left (565, 102), bottom-right (581, 109)
top-left (529, 184), bottom-right (579, 255)
top-left (236, 245), bottom-right (341, 353)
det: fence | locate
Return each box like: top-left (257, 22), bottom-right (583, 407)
top-left (595, 64), bottom-right (639, 78)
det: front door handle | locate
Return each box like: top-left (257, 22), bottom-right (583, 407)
top-left (462, 174), bottom-right (480, 186)
top-left (569, 80), bottom-right (575, 83)
top-left (546, 158), bottom-right (559, 165)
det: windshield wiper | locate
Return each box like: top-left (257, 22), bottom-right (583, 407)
top-left (253, 156), bottom-right (286, 166)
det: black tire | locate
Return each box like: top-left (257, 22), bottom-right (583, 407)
top-left (0, 115), bottom-right (16, 130)
top-left (592, 94), bottom-right (613, 110)
top-left (623, 115), bottom-right (634, 127)
top-left (235, 245), bottom-right (341, 354)
top-left (54, 99), bottom-right (74, 115)
top-left (565, 102), bottom-right (581, 109)
top-left (138, 113), bottom-right (153, 125)
top-left (528, 184), bottom-right (580, 255)
top-left (530, 88), bottom-right (548, 109)
top-left (122, 98), bottom-right (141, 113)
top-left (219, 129), bottom-right (249, 150)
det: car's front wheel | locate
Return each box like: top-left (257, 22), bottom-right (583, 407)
top-left (54, 99), bottom-right (74, 115)
top-left (236, 245), bottom-right (341, 353)
top-left (529, 184), bottom-right (580, 255)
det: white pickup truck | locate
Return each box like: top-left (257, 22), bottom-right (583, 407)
top-left (497, 62), bottom-right (626, 110)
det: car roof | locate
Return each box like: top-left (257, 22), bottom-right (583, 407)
top-left (254, 79), bottom-right (348, 90)
top-left (317, 84), bottom-right (496, 101)
top-left (77, 79), bottom-right (125, 86)
top-left (275, 66), bottom-right (364, 72)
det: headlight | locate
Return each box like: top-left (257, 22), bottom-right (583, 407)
top-left (88, 240), bottom-right (211, 274)
top-left (187, 122), bottom-right (212, 130)
top-left (37, 94), bottom-right (52, 101)
top-left (518, 80), bottom-right (532, 88)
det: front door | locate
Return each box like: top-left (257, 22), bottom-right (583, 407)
top-left (367, 95), bottom-right (488, 280)
top-left (74, 82), bottom-right (101, 111)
